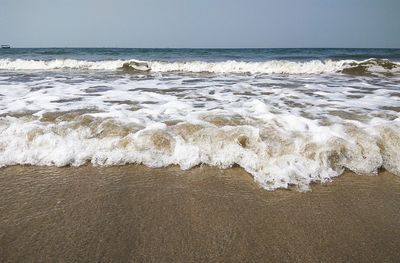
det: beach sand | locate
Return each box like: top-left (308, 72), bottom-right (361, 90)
top-left (0, 165), bottom-right (399, 262)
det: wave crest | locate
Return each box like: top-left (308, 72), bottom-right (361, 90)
top-left (341, 59), bottom-right (399, 75)
top-left (120, 61), bottom-right (151, 72)
top-left (0, 58), bottom-right (399, 75)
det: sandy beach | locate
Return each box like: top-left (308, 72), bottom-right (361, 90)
top-left (0, 165), bottom-right (399, 262)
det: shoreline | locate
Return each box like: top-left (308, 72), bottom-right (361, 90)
top-left (1, 165), bottom-right (399, 262)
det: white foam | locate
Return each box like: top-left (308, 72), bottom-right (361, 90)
top-left (0, 66), bottom-right (399, 191)
top-left (0, 58), bottom-right (399, 74)
top-left (0, 58), bottom-right (133, 70)
top-left (0, 114), bottom-right (399, 191)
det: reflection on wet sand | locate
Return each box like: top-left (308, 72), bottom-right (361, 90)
top-left (0, 165), bottom-right (399, 262)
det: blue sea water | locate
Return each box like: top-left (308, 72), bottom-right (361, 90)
top-left (1, 48), bottom-right (400, 62)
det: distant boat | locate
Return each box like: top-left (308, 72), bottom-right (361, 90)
top-left (1, 45), bottom-right (11, 49)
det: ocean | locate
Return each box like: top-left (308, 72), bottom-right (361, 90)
top-left (0, 48), bottom-right (399, 191)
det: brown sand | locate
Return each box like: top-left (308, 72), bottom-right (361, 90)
top-left (0, 165), bottom-right (399, 263)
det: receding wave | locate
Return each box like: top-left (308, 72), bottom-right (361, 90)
top-left (0, 58), bottom-right (399, 75)
top-left (0, 114), bottom-right (399, 191)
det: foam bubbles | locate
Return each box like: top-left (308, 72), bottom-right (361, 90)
top-left (0, 60), bottom-right (399, 191)
top-left (0, 58), bottom-right (399, 75)
top-left (0, 112), bottom-right (399, 191)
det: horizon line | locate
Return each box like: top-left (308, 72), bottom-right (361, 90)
top-left (2, 46), bottom-right (400, 49)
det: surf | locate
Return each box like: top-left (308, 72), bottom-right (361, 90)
top-left (0, 58), bottom-right (399, 75)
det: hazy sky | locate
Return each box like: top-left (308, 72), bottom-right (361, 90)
top-left (1, 0), bottom-right (399, 48)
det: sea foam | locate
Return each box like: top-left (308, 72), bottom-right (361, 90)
top-left (0, 55), bottom-right (399, 191)
top-left (0, 114), bottom-right (399, 191)
top-left (0, 58), bottom-right (399, 75)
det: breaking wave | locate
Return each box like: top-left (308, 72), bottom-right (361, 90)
top-left (1, 51), bottom-right (399, 191)
top-left (0, 114), bottom-right (399, 191)
top-left (0, 58), bottom-right (399, 75)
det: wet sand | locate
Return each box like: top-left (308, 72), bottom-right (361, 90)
top-left (0, 165), bottom-right (399, 263)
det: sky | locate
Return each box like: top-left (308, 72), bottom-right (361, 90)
top-left (1, 0), bottom-right (399, 48)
